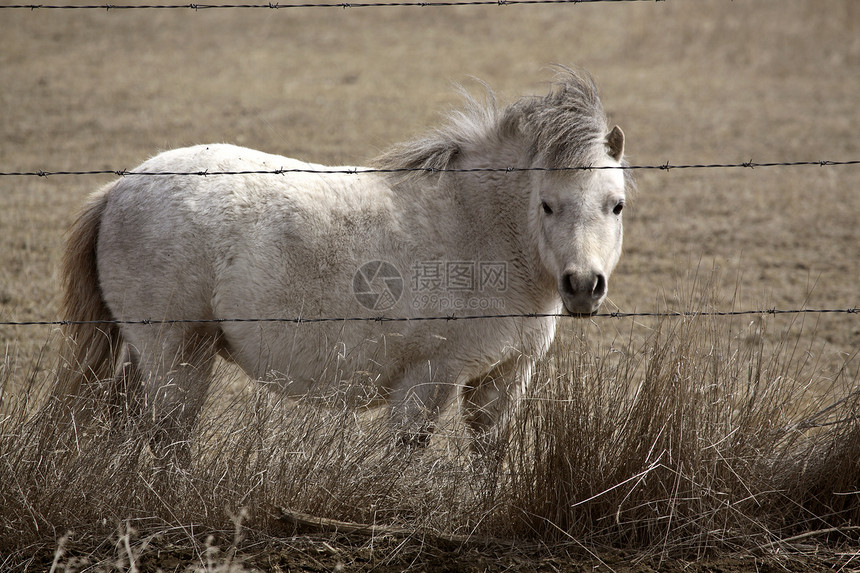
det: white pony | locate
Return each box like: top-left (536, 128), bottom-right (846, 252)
top-left (58, 69), bottom-right (628, 452)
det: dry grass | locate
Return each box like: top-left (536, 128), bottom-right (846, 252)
top-left (1, 0), bottom-right (859, 570)
top-left (2, 286), bottom-right (859, 569)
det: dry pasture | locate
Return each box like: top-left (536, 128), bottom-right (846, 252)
top-left (1, 1), bottom-right (859, 571)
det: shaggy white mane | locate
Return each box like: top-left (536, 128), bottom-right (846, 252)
top-left (373, 68), bottom-right (611, 174)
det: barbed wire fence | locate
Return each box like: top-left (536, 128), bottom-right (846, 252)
top-left (1, 0), bottom-right (857, 329)
top-left (2, 160), bottom-right (858, 326)
top-left (1, 308), bottom-right (858, 328)
top-left (2, 1), bottom-right (667, 11)
top-left (1, 159), bottom-right (860, 178)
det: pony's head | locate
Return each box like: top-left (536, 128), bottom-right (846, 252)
top-left (530, 127), bottom-right (625, 315)
top-left (513, 71), bottom-right (627, 316)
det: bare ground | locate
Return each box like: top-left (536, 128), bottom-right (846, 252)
top-left (21, 537), bottom-right (860, 573)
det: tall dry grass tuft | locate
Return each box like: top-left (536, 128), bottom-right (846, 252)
top-left (1, 301), bottom-right (858, 568)
top-left (501, 311), bottom-right (859, 556)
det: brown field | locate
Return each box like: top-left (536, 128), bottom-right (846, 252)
top-left (1, 1), bottom-right (859, 571)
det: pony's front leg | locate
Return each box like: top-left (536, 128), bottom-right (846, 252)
top-left (387, 363), bottom-right (457, 451)
top-left (462, 358), bottom-right (534, 457)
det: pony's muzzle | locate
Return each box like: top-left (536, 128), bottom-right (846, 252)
top-left (559, 270), bottom-right (607, 316)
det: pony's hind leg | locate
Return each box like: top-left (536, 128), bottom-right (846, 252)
top-left (126, 326), bottom-right (219, 463)
top-left (104, 345), bottom-right (144, 427)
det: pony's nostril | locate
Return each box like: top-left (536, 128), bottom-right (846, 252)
top-left (592, 274), bottom-right (607, 299)
top-left (561, 271), bottom-right (577, 297)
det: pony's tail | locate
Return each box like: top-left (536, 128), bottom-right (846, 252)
top-left (55, 186), bottom-right (122, 411)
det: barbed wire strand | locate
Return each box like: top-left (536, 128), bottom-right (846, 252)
top-left (1, 308), bottom-right (857, 327)
top-left (1, 1), bottom-right (667, 11)
top-left (2, 160), bottom-right (859, 179)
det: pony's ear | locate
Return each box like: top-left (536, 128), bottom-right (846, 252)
top-left (606, 125), bottom-right (624, 161)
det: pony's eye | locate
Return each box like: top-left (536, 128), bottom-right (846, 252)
top-left (541, 201), bottom-right (553, 215)
top-left (613, 201), bottom-right (624, 216)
